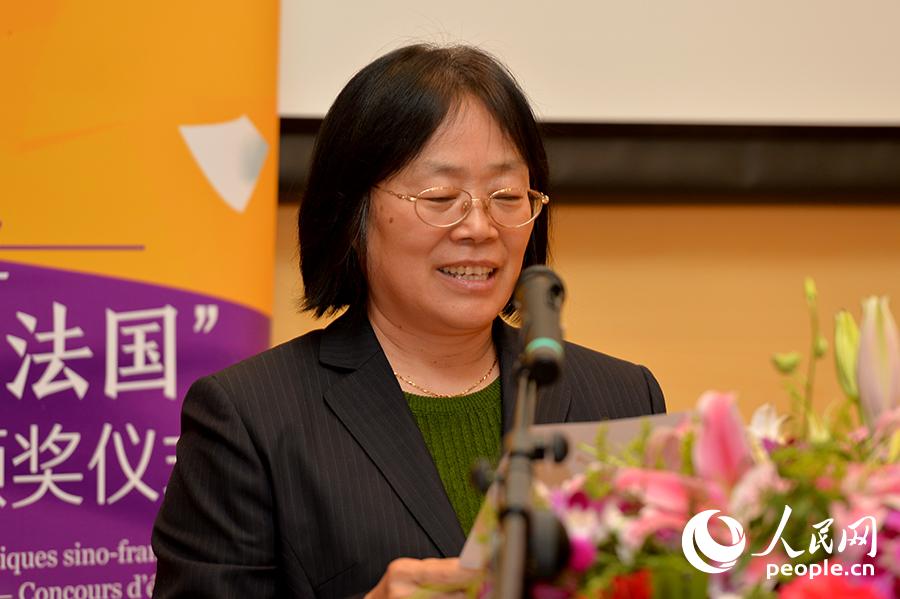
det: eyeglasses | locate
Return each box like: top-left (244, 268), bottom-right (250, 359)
top-left (375, 186), bottom-right (549, 228)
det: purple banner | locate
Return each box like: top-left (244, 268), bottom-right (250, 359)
top-left (0, 260), bottom-right (269, 598)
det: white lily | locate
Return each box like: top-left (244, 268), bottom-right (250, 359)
top-left (748, 403), bottom-right (788, 444)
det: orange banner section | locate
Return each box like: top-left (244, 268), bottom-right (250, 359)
top-left (0, 2), bottom-right (279, 316)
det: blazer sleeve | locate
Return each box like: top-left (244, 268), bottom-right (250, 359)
top-left (639, 364), bottom-right (667, 415)
top-left (151, 376), bottom-right (313, 598)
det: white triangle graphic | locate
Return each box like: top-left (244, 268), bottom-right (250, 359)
top-left (179, 115), bottom-right (269, 213)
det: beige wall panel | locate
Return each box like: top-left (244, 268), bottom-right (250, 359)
top-left (279, 0), bottom-right (900, 124)
top-left (274, 202), bottom-right (900, 422)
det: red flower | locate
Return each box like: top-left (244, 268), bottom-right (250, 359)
top-left (778, 575), bottom-right (884, 599)
top-left (601, 570), bottom-right (651, 599)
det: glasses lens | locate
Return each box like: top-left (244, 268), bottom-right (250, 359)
top-left (412, 187), bottom-right (546, 227)
top-left (489, 188), bottom-right (544, 227)
top-left (415, 187), bottom-right (470, 226)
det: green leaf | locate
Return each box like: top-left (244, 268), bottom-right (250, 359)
top-left (889, 430), bottom-right (900, 463)
top-left (680, 429), bottom-right (695, 476)
top-left (807, 412), bottom-right (831, 444)
top-left (643, 555), bottom-right (707, 599)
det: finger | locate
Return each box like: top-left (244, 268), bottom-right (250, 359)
top-left (414, 558), bottom-right (480, 585)
top-left (408, 588), bottom-right (470, 599)
top-left (386, 557), bottom-right (429, 580)
top-left (389, 581), bottom-right (419, 598)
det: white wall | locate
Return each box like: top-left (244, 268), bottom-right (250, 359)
top-left (279, 0), bottom-right (900, 125)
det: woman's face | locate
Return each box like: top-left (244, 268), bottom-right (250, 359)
top-left (365, 97), bottom-right (535, 335)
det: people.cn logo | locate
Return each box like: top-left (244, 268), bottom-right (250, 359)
top-left (681, 509), bottom-right (747, 574)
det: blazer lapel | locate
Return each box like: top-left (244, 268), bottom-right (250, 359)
top-left (493, 318), bottom-right (571, 433)
top-left (319, 312), bottom-right (466, 556)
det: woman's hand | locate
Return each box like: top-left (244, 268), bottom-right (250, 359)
top-left (365, 557), bottom-right (480, 598)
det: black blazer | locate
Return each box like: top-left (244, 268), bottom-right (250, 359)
top-left (151, 311), bottom-right (665, 598)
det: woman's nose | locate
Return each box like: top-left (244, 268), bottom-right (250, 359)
top-left (452, 197), bottom-right (499, 241)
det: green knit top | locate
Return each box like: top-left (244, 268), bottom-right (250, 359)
top-left (404, 377), bottom-right (502, 535)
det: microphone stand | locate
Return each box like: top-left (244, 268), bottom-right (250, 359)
top-left (493, 369), bottom-right (569, 599)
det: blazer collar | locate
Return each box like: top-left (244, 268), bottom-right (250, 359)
top-left (318, 309), bottom-right (383, 370)
top-left (319, 310), bottom-right (465, 556)
top-left (318, 310), bottom-right (571, 554)
top-left (320, 311), bottom-right (571, 430)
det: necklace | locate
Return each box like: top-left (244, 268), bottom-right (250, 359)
top-left (393, 357), bottom-right (498, 398)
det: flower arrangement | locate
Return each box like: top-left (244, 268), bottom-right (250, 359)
top-left (527, 280), bottom-right (900, 599)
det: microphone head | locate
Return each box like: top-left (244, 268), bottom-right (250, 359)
top-left (515, 266), bottom-right (564, 299)
top-left (515, 265), bottom-right (566, 384)
top-left (514, 266), bottom-right (565, 315)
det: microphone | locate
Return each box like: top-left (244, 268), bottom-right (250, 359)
top-left (514, 265), bottom-right (565, 384)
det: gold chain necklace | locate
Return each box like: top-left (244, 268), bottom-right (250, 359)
top-left (393, 357), bottom-right (498, 398)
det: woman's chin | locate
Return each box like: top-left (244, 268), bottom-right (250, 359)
top-left (430, 302), bottom-right (506, 333)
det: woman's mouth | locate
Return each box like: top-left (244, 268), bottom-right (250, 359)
top-left (437, 265), bottom-right (496, 281)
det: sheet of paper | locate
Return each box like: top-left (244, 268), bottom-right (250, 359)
top-left (459, 411), bottom-right (689, 568)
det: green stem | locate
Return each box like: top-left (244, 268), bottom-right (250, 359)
top-left (803, 299), bottom-right (821, 438)
top-left (784, 379), bottom-right (806, 436)
top-left (785, 379), bottom-right (805, 411)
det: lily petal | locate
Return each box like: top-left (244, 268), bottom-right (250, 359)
top-left (834, 309), bottom-right (861, 400)
top-left (857, 296), bottom-right (900, 426)
top-left (692, 391), bottom-right (753, 487)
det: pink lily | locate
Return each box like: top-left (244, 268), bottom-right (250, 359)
top-left (614, 468), bottom-right (706, 517)
top-left (620, 506), bottom-right (689, 553)
top-left (644, 418), bottom-right (690, 470)
top-left (692, 391), bottom-right (754, 488)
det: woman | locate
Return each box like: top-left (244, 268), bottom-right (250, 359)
top-left (152, 44), bottom-right (666, 598)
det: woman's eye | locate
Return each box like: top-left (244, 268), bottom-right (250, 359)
top-left (493, 192), bottom-right (524, 202)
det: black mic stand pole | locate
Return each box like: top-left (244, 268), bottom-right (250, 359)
top-left (491, 265), bottom-right (570, 598)
top-left (494, 371), bottom-right (537, 599)
top-left (494, 369), bottom-right (569, 599)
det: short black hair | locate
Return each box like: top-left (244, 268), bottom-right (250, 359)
top-left (298, 43), bottom-right (550, 317)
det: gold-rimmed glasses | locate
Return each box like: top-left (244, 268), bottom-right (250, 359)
top-left (375, 186), bottom-right (549, 228)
